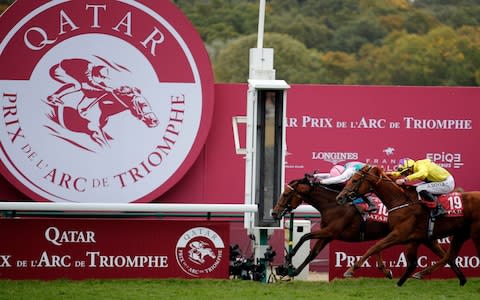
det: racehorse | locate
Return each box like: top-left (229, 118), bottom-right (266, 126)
top-left (46, 86), bottom-right (159, 148)
top-left (336, 165), bottom-right (479, 286)
top-left (270, 173), bottom-right (465, 281)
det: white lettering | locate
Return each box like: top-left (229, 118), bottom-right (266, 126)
top-left (23, 27), bottom-right (57, 50)
top-left (140, 27), bottom-right (165, 56)
top-left (37, 251), bottom-right (71, 267)
top-left (85, 4), bottom-right (106, 29)
top-left (59, 10), bottom-right (80, 34)
top-left (301, 116), bottom-right (333, 128)
top-left (0, 255), bottom-right (12, 267)
top-left (403, 117), bottom-right (472, 130)
top-left (45, 226), bottom-right (96, 246)
top-left (86, 251), bottom-right (168, 268)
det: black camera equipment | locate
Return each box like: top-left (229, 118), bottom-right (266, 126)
top-left (229, 244), bottom-right (279, 282)
top-left (229, 244), bottom-right (254, 280)
top-left (264, 245), bottom-right (276, 262)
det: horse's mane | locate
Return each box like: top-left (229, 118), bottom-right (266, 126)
top-left (300, 173), bottom-right (344, 194)
top-left (368, 166), bottom-right (419, 203)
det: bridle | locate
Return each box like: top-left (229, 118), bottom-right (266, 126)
top-left (340, 166), bottom-right (413, 213)
top-left (276, 175), bottom-right (346, 218)
top-left (340, 167), bottom-right (379, 202)
top-left (277, 178), bottom-right (314, 218)
top-left (277, 182), bottom-right (301, 218)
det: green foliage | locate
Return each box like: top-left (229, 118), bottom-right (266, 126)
top-left (404, 10), bottom-right (441, 34)
top-left (1, 0), bottom-right (479, 85)
top-left (214, 33), bottom-right (322, 83)
top-left (175, 0), bottom-right (480, 85)
top-left (330, 14), bottom-right (389, 53)
top-left (352, 25), bottom-right (480, 86)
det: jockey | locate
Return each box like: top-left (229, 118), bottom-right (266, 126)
top-left (389, 158), bottom-right (454, 216)
top-left (47, 58), bottom-right (113, 111)
top-left (314, 161), bottom-right (378, 213)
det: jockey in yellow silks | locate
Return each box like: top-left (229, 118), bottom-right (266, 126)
top-left (389, 158), bottom-right (455, 216)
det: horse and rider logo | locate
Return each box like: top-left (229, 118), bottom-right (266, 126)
top-left (45, 57), bottom-right (159, 149)
top-left (188, 241), bottom-right (217, 265)
top-left (0, 1), bottom-right (214, 203)
top-left (175, 227), bottom-right (225, 277)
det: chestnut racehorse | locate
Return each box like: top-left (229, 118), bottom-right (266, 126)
top-left (337, 165), bottom-right (479, 286)
top-left (271, 173), bottom-right (465, 281)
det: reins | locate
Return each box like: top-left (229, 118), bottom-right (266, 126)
top-left (346, 167), bottom-right (417, 213)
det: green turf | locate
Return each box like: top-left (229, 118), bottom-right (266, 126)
top-left (1, 277), bottom-right (480, 300)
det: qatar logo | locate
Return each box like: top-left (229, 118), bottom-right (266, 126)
top-left (0, 1), bottom-right (214, 203)
top-left (175, 227), bottom-right (225, 277)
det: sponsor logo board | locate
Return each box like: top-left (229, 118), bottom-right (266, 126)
top-left (0, 0), bottom-right (214, 203)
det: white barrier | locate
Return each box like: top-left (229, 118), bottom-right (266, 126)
top-left (0, 202), bottom-right (258, 213)
top-left (0, 202), bottom-right (319, 216)
top-left (292, 204), bottom-right (320, 214)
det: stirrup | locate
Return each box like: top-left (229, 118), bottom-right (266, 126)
top-left (432, 205), bottom-right (446, 217)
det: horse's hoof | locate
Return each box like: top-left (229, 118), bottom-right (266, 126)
top-left (386, 270), bottom-right (393, 279)
top-left (343, 271), bottom-right (354, 278)
top-left (280, 275), bottom-right (292, 282)
top-left (412, 272), bottom-right (423, 280)
top-left (460, 278), bottom-right (467, 286)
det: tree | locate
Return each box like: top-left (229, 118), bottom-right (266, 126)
top-left (318, 51), bottom-right (357, 84)
top-left (330, 15), bottom-right (389, 53)
top-left (267, 15), bottom-right (333, 52)
top-left (214, 32), bottom-right (323, 83)
top-left (352, 26), bottom-right (480, 85)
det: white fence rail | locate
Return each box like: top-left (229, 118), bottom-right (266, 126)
top-left (0, 202), bottom-right (319, 217)
top-left (0, 202), bottom-right (258, 213)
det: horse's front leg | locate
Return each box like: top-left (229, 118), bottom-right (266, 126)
top-left (396, 242), bottom-right (420, 286)
top-left (289, 238), bottom-right (330, 277)
top-left (374, 253), bottom-right (393, 279)
top-left (286, 229), bottom-right (329, 262)
top-left (343, 232), bottom-right (401, 278)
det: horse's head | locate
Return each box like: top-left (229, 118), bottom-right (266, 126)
top-left (271, 174), bottom-right (315, 220)
top-left (113, 86), bottom-right (159, 128)
top-left (336, 165), bottom-right (382, 205)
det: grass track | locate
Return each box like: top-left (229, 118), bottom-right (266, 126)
top-left (1, 277), bottom-right (480, 300)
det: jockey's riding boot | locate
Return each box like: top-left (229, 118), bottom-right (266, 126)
top-left (434, 204), bottom-right (446, 217)
top-left (419, 190), bottom-right (436, 202)
top-left (420, 190), bottom-right (445, 217)
top-left (363, 196), bottom-right (378, 213)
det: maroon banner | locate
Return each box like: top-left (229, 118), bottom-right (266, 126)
top-left (0, 84), bottom-right (479, 203)
top-left (285, 85), bottom-right (479, 192)
top-left (0, 218), bottom-right (229, 280)
top-left (329, 239), bottom-right (479, 281)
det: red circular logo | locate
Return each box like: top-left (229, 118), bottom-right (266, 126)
top-left (0, 1), bottom-right (214, 202)
top-left (175, 227), bottom-right (225, 277)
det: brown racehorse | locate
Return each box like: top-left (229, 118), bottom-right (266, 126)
top-left (271, 173), bottom-right (465, 281)
top-left (336, 165), bottom-right (478, 286)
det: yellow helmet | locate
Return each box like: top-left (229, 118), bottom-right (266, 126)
top-left (397, 158), bottom-right (415, 173)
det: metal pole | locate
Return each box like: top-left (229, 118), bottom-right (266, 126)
top-left (257, 0), bottom-right (266, 49)
top-left (288, 213), bottom-right (295, 276)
